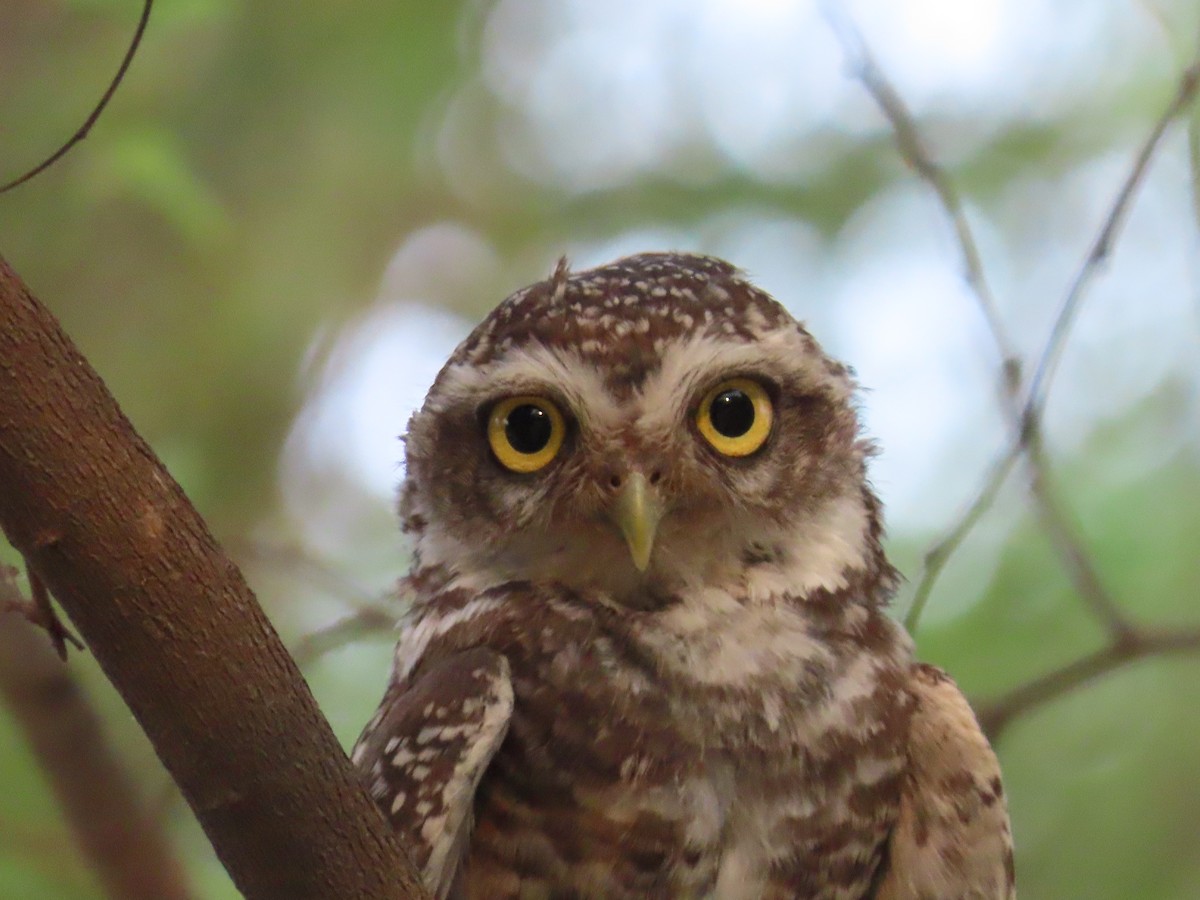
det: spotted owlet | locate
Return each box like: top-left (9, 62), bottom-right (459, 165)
top-left (353, 253), bottom-right (1014, 899)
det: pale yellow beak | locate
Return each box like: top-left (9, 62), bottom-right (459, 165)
top-left (611, 471), bottom-right (664, 572)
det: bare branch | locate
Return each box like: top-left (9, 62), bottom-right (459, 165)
top-left (825, 2), bottom-right (1200, 643)
top-left (0, 569), bottom-right (193, 900)
top-left (1007, 54), bottom-right (1200, 637)
top-left (1021, 434), bottom-right (1132, 638)
top-left (0, 0), bottom-right (154, 194)
top-left (293, 605), bottom-right (398, 668)
top-left (821, 0), bottom-right (1031, 636)
top-left (977, 627), bottom-right (1200, 741)
top-left (0, 254), bottom-right (429, 898)
top-left (903, 447), bottom-right (1019, 633)
top-left (228, 538), bottom-right (403, 667)
top-left (3, 566), bottom-right (83, 658)
top-left (1023, 60), bottom-right (1200, 420)
top-left (0, 815), bottom-right (84, 891)
top-left (228, 536), bottom-right (380, 608)
top-left (818, 0), bottom-right (1019, 375)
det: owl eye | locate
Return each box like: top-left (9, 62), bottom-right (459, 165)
top-left (696, 378), bottom-right (773, 457)
top-left (487, 395), bottom-right (567, 473)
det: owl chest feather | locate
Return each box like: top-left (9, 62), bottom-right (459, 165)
top-left (412, 579), bottom-right (914, 899)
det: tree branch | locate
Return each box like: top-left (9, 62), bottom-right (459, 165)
top-left (905, 446), bottom-right (1019, 633)
top-left (823, 3), bottom-right (1200, 747)
top-left (0, 254), bottom-right (427, 898)
top-left (977, 627), bottom-right (1200, 741)
top-left (824, 1), bottom-right (1198, 639)
top-left (0, 0), bottom-right (155, 194)
top-left (293, 606), bottom-right (398, 669)
top-left (1022, 59), bottom-right (1200, 420)
top-left (0, 570), bottom-right (192, 900)
top-left (1021, 432), bottom-right (1132, 637)
top-left (818, 0), bottom-right (1019, 375)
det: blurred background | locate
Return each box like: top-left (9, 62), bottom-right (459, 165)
top-left (1, 0), bottom-right (1198, 897)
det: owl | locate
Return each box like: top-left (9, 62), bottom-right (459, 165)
top-left (352, 252), bottom-right (1014, 899)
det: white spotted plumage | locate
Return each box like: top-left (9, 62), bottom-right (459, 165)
top-left (354, 252), bottom-right (1014, 899)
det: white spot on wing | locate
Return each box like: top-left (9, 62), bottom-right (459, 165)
top-left (420, 657), bottom-right (514, 894)
top-left (392, 596), bottom-right (504, 681)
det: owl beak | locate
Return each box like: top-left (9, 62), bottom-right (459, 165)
top-left (611, 471), bottom-right (664, 572)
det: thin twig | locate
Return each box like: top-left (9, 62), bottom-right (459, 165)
top-left (818, 0), bottom-right (1020, 376)
top-left (229, 538), bottom-right (402, 664)
top-left (977, 627), bottom-right (1200, 741)
top-left (820, 0), bottom-right (1028, 635)
top-left (822, 8), bottom-right (1200, 763)
top-left (1021, 433), bottom-right (1132, 637)
top-left (228, 537), bottom-right (379, 608)
top-left (1022, 60), bottom-right (1200, 421)
top-left (904, 446), bottom-right (1019, 632)
top-left (2, 565), bottom-right (83, 659)
top-left (292, 605), bottom-right (398, 668)
top-left (1008, 56), bottom-right (1200, 637)
top-left (824, 2), bottom-right (1199, 640)
top-left (0, 0), bottom-right (154, 194)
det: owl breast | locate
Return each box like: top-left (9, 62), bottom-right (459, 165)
top-left (416, 572), bottom-right (914, 900)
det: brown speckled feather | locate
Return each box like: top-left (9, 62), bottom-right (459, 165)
top-left (873, 664), bottom-right (1015, 900)
top-left (361, 577), bottom-right (914, 899)
top-left (353, 649), bottom-right (513, 899)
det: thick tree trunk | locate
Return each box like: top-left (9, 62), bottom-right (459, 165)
top-left (0, 254), bottom-right (427, 899)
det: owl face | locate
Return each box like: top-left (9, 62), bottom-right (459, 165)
top-left (401, 253), bottom-right (871, 604)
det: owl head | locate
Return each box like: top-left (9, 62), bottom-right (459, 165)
top-left (401, 253), bottom-right (885, 606)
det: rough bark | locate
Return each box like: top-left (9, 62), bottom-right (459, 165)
top-left (0, 254), bottom-right (427, 899)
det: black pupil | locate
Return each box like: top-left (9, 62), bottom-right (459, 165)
top-left (710, 389), bottom-right (755, 438)
top-left (505, 404), bottom-right (553, 454)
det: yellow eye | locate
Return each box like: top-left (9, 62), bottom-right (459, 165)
top-left (487, 395), bottom-right (567, 473)
top-left (696, 378), bottom-right (773, 457)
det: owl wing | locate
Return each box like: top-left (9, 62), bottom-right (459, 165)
top-left (352, 647), bottom-right (513, 900)
top-left (873, 663), bottom-right (1015, 900)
